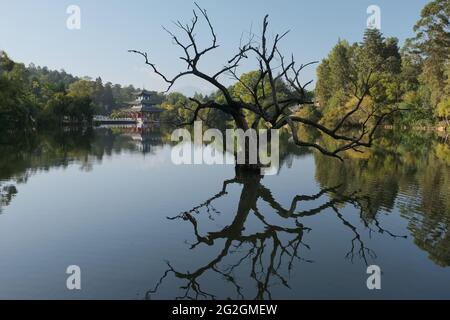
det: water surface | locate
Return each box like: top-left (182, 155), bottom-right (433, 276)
top-left (0, 127), bottom-right (449, 299)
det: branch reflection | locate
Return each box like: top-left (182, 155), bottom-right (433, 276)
top-left (147, 169), bottom-right (406, 300)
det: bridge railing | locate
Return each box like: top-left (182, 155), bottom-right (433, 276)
top-left (93, 116), bottom-right (136, 122)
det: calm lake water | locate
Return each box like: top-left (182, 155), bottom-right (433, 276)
top-left (0, 126), bottom-right (449, 299)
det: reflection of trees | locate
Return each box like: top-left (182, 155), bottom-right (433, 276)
top-left (314, 129), bottom-right (450, 266)
top-left (314, 152), bottom-right (400, 220)
top-left (0, 127), bottom-right (165, 213)
top-left (0, 184), bottom-right (17, 214)
top-left (0, 128), bottom-right (97, 183)
top-left (403, 145), bottom-right (450, 267)
top-left (147, 169), bottom-right (404, 300)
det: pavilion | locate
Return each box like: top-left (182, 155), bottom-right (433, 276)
top-left (126, 90), bottom-right (164, 123)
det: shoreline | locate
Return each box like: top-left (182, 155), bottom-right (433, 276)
top-left (384, 124), bottom-right (448, 133)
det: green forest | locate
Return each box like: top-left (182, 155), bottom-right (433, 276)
top-left (0, 0), bottom-right (448, 133)
top-left (316, 0), bottom-right (449, 128)
top-left (0, 50), bottom-right (141, 132)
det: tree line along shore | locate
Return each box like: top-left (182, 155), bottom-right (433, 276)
top-left (1, 0), bottom-right (448, 134)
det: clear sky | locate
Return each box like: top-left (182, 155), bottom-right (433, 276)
top-left (0, 0), bottom-right (429, 95)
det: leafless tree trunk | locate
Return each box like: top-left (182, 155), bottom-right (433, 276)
top-left (130, 3), bottom-right (401, 169)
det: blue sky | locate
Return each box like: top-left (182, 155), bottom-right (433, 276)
top-left (0, 0), bottom-right (428, 95)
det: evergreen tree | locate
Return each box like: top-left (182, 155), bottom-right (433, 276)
top-left (413, 0), bottom-right (450, 108)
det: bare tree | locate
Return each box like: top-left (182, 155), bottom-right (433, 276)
top-left (130, 3), bottom-right (400, 166)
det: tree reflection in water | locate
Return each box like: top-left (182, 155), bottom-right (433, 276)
top-left (147, 169), bottom-right (406, 300)
top-left (0, 185), bottom-right (17, 215)
top-left (0, 127), bottom-right (448, 297)
top-left (0, 126), bottom-right (162, 213)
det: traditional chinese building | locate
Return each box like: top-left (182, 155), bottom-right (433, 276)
top-left (127, 90), bottom-right (164, 124)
